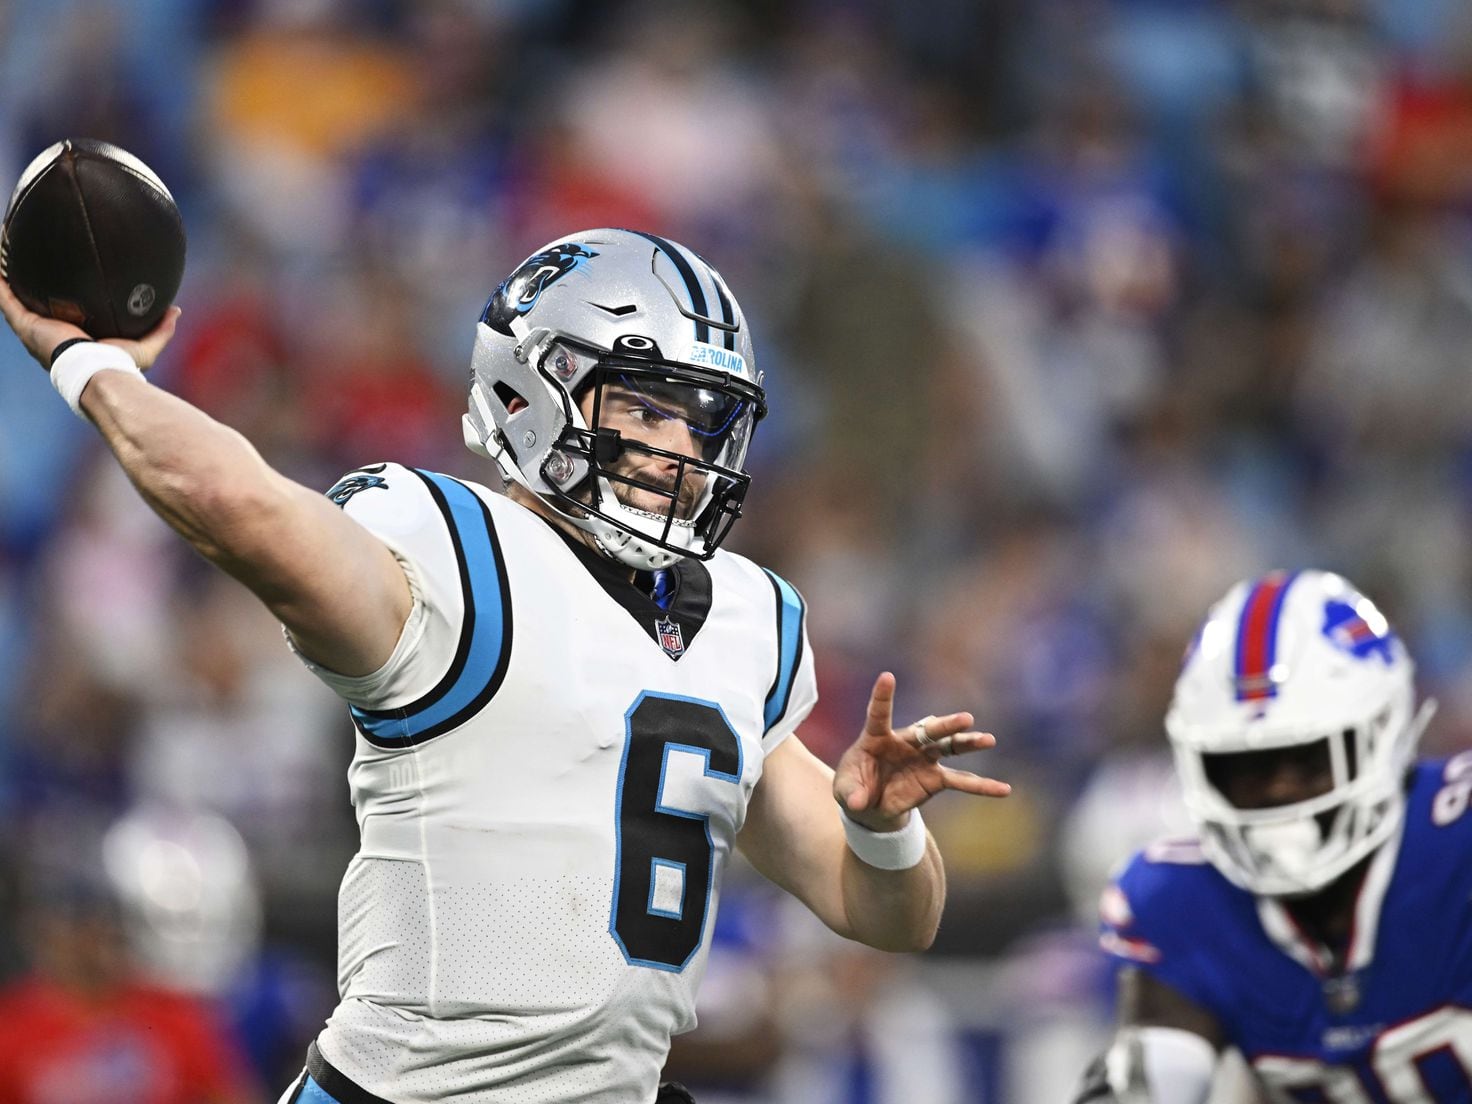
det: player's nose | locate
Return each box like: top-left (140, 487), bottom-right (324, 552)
top-left (1259, 761), bottom-right (1322, 806)
top-left (646, 416), bottom-right (698, 462)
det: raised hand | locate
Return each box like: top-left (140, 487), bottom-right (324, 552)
top-left (833, 671), bottom-right (1011, 832)
top-left (0, 276), bottom-right (180, 371)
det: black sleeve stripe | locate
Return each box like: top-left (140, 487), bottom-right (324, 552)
top-left (349, 471), bottom-right (513, 748)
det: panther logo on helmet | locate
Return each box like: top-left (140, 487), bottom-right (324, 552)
top-left (483, 242), bottom-right (599, 336)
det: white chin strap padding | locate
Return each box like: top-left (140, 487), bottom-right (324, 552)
top-left (1244, 819), bottom-right (1323, 883)
top-left (462, 413), bottom-right (493, 459)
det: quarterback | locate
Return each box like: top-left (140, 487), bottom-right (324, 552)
top-left (0, 228), bottom-right (1010, 1104)
top-left (1077, 569), bottom-right (1471, 1104)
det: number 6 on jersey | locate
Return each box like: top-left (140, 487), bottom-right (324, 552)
top-left (611, 692), bottom-right (743, 970)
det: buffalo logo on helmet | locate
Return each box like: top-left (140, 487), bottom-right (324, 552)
top-left (1321, 599), bottom-right (1396, 665)
top-left (483, 242), bottom-right (599, 335)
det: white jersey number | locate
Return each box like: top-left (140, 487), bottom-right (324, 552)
top-left (611, 692), bottom-right (742, 972)
top-left (1255, 1006), bottom-right (1472, 1103)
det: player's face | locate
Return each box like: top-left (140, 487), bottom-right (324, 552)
top-left (579, 381), bottom-right (710, 519)
top-left (1203, 740), bottom-right (1336, 810)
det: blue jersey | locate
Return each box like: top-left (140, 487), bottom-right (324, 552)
top-left (1101, 756), bottom-right (1472, 1104)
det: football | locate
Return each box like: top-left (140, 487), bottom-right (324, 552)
top-left (1, 138), bottom-right (185, 340)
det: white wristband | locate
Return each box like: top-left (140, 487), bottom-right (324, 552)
top-left (841, 809), bottom-right (928, 870)
top-left (51, 341), bottom-right (144, 416)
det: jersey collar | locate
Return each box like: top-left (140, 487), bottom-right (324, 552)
top-left (1255, 816), bottom-right (1404, 978)
top-left (540, 516), bottom-right (713, 660)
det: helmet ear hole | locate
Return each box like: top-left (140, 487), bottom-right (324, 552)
top-left (492, 381), bottom-right (528, 415)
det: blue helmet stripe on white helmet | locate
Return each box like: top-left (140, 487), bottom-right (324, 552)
top-left (1232, 570), bottom-right (1299, 703)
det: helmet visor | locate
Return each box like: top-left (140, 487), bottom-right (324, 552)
top-left (596, 365), bottom-right (760, 469)
top-left (549, 353), bottom-right (766, 559)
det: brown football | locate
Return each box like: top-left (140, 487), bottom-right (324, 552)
top-left (1, 138), bottom-right (185, 340)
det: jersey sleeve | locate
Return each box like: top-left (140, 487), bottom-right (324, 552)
top-left (1098, 845), bottom-right (1230, 1017)
top-left (288, 462), bottom-right (467, 714)
top-left (760, 569), bottom-right (817, 753)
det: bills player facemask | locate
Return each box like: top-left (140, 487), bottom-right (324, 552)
top-left (462, 229), bottom-right (766, 571)
top-left (1166, 570), bottom-right (1435, 897)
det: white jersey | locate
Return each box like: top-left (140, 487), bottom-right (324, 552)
top-left (292, 463), bottom-right (818, 1104)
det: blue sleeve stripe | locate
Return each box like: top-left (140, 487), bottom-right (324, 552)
top-left (350, 471), bottom-right (512, 748)
top-left (762, 569), bottom-right (806, 734)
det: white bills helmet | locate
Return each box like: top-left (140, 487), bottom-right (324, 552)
top-left (1166, 570), bottom-right (1434, 896)
top-left (463, 228), bottom-right (766, 570)
top-left (102, 804), bottom-right (262, 993)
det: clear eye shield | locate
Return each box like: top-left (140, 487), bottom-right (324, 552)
top-left (540, 341), bottom-right (766, 560)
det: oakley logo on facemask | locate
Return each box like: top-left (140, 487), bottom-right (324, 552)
top-left (483, 243), bottom-right (600, 335)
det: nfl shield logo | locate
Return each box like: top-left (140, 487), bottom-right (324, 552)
top-left (656, 617), bottom-right (685, 658)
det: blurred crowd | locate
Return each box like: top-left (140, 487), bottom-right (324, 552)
top-left (3, 0), bottom-right (1472, 1100)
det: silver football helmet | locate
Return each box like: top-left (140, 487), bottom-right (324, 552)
top-left (1166, 570), bottom-right (1434, 896)
top-left (463, 228), bottom-right (766, 570)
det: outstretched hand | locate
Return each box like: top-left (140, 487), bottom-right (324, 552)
top-left (833, 671), bottom-right (1011, 832)
top-left (0, 277), bottom-right (180, 371)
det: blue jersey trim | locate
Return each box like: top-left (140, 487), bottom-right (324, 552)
top-left (297, 1076), bottom-right (339, 1104)
top-left (350, 471), bottom-right (512, 747)
top-left (300, 1042), bottom-right (394, 1104)
top-left (762, 569), bottom-right (806, 734)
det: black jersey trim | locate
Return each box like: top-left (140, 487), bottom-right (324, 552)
top-left (305, 1041), bottom-right (398, 1104)
top-left (540, 517), bottom-right (713, 660)
top-left (349, 471), bottom-right (513, 747)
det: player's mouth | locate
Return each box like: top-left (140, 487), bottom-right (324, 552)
top-left (611, 466), bottom-right (705, 520)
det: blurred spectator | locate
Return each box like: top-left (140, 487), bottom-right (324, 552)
top-left (0, 816), bottom-right (262, 1104)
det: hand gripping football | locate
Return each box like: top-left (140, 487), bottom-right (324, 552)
top-left (1, 138), bottom-right (185, 339)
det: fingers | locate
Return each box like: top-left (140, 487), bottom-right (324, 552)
top-left (0, 275), bottom-right (22, 327)
top-left (108, 305), bottom-right (181, 371)
top-left (0, 277), bottom-right (39, 354)
top-left (916, 730), bottom-right (997, 758)
top-left (905, 710), bottom-right (975, 746)
top-left (938, 766), bottom-right (1012, 798)
top-left (864, 671), bottom-right (897, 738)
top-left (0, 275), bottom-right (90, 366)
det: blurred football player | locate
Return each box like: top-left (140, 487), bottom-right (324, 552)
top-left (1075, 568), bottom-right (1469, 1104)
top-left (0, 228), bottom-right (1011, 1104)
top-left (0, 815), bottom-right (261, 1104)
